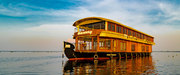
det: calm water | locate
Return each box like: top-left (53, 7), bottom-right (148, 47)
top-left (0, 52), bottom-right (180, 75)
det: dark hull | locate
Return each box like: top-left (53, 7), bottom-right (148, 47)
top-left (64, 41), bottom-right (151, 59)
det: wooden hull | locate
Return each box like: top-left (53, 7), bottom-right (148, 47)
top-left (64, 41), bottom-right (151, 59)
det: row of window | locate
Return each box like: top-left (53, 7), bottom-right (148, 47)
top-left (99, 38), bottom-right (111, 50)
top-left (108, 22), bottom-right (153, 42)
top-left (99, 38), bottom-right (150, 52)
top-left (77, 37), bottom-right (97, 50)
top-left (80, 21), bottom-right (105, 30)
top-left (78, 22), bottom-right (153, 42)
top-left (131, 44), bottom-right (149, 51)
top-left (76, 37), bottom-right (150, 51)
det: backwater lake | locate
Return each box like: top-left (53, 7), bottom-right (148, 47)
top-left (0, 51), bottom-right (180, 75)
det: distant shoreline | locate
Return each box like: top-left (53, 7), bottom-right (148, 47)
top-left (152, 51), bottom-right (180, 52)
top-left (0, 51), bottom-right (62, 52)
top-left (0, 51), bottom-right (179, 52)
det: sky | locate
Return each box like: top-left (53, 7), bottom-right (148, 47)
top-left (0, 0), bottom-right (180, 51)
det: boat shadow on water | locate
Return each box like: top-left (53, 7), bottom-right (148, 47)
top-left (63, 56), bottom-right (158, 75)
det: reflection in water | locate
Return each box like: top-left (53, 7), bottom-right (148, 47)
top-left (0, 52), bottom-right (179, 74)
top-left (64, 56), bottom-right (157, 75)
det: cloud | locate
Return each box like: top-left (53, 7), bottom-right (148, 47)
top-left (1, 0), bottom-right (179, 28)
top-left (24, 24), bottom-right (74, 39)
top-left (46, 0), bottom-right (179, 34)
top-left (25, 24), bottom-right (73, 32)
top-left (0, 3), bottom-right (44, 16)
top-left (158, 2), bottom-right (180, 21)
top-left (46, 0), bottom-right (179, 51)
top-left (0, 0), bottom-right (180, 51)
top-left (1, 0), bottom-right (180, 24)
top-left (0, 24), bottom-right (75, 51)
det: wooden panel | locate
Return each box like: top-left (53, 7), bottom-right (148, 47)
top-left (127, 41), bottom-right (131, 52)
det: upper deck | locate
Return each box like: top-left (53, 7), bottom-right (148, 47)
top-left (73, 17), bottom-right (155, 45)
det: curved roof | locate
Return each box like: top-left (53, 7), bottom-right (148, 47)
top-left (73, 17), bottom-right (153, 37)
top-left (73, 17), bottom-right (124, 26)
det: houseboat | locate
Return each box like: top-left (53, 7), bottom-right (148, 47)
top-left (64, 17), bottom-right (155, 59)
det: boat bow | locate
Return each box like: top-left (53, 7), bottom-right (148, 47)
top-left (64, 41), bottom-right (76, 58)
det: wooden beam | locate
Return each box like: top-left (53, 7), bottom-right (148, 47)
top-left (92, 37), bottom-right (94, 50)
top-left (105, 21), bottom-right (108, 31)
top-left (97, 35), bottom-right (99, 51)
top-left (75, 37), bottom-right (78, 51)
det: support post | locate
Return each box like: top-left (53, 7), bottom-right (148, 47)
top-left (97, 35), bottom-right (99, 51)
top-left (110, 54), bottom-right (113, 59)
top-left (92, 37), bottom-right (94, 50)
top-left (105, 21), bottom-right (108, 31)
top-left (131, 52), bottom-right (133, 58)
top-left (75, 37), bottom-right (78, 51)
top-left (143, 53), bottom-right (145, 57)
top-left (119, 53), bottom-right (121, 59)
top-left (126, 53), bottom-right (127, 58)
top-left (77, 25), bottom-right (79, 32)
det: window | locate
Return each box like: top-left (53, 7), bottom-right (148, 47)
top-left (108, 23), bottom-right (111, 31)
top-left (147, 36), bottom-right (149, 41)
top-left (131, 31), bottom-right (133, 36)
top-left (146, 46), bottom-right (149, 51)
top-left (137, 33), bottom-right (140, 38)
top-left (79, 21), bottom-right (105, 30)
top-left (133, 32), bottom-right (135, 37)
top-left (74, 28), bottom-right (77, 32)
top-left (128, 30), bottom-right (131, 35)
top-left (77, 37), bottom-right (94, 50)
top-left (108, 23), bottom-right (115, 31)
top-left (112, 24), bottom-right (115, 31)
top-left (131, 44), bottom-right (135, 51)
top-left (79, 28), bottom-right (85, 32)
top-left (123, 42), bottom-right (126, 51)
top-left (93, 37), bottom-right (97, 50)
top-left (123, 28), bottom-right (127, 34)
top-left (136, 33), bottom-right (138, 38)
top-left (151, 37), bottom-right (153, 42)
top-left (120, 42), bottom-right (126, 51)
top-left (100, 22), bottom-right (105, 29)
top-left (88, 25), bottom-right (92, 29)
top-left (94, 23), bottom-right (100, 29)
top-left (99, 38), bottom-right (111, 50)
top-left (116, 26), bottom-right (119, 32)
top-left (116, 26), bottom-right (121, 33)
top-left (119, 26), bottom-right (122, 33)
top-left (141, 46), bottom-right (145, 51)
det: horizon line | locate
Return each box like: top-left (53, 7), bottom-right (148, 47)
top-left (0, 51), bottom-right (62, 52)
top-left (0, 50), bottom-right (180, 52)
